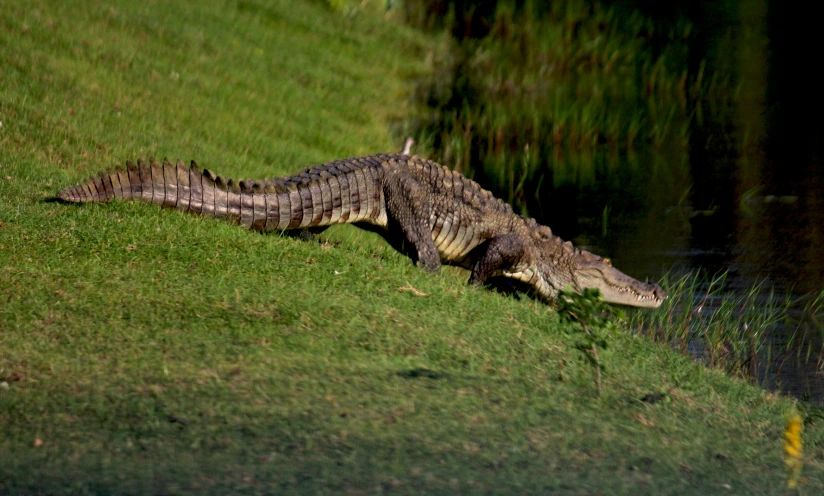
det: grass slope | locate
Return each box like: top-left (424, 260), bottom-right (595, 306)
top-left (0, 0), bottom-right (821, 493)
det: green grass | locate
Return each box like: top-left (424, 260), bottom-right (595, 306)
top-left (1, 0), bottom-right (822, 494)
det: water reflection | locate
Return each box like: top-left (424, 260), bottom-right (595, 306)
top-left (525, 145), bottom-right (824, 299)
top-left (520, 0), bottom-right (824, 297)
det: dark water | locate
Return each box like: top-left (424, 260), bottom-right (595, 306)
top-left (505, 0), bottom-right (824, 401)
top-left (527, 0), bottom-right (823, 295)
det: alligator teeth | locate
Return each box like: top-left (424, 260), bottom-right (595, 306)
top-left (607, 282), bottom-right (660, 302)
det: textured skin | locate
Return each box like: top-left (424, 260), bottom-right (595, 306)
top-left (56, 154), bottom-right (666, 307)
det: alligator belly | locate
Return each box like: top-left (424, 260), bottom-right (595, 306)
top-left (433, 216), bottom-right (480, 263)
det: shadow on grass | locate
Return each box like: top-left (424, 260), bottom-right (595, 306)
top-left (396, 367), bottom-right (447, 380)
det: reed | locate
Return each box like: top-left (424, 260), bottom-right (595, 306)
top-left (629, 272), bottom-right (824, 395)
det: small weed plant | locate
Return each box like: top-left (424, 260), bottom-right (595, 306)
top-left (558, 287), bottom-right (624, 397)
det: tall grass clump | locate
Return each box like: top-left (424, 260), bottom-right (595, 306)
top-left (402, 0), bottom-right (731, 208)
top-left (629, 272), bottom-right (824, 394)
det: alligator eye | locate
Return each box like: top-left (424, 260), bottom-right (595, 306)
top-left (603, 258), bottom-right (612, 266)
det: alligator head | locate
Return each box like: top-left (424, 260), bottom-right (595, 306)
top-left (526, 225), bottom-right (666, 308)
top-left (572, 250), bottom-right (666, 308)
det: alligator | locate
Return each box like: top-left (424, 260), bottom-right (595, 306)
top-left (56, 154), bottom-right (665, 308)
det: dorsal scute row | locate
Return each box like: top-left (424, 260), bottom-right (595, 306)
top-left (123, 157), bottom-right (197, 176)
top-left (406, 155), bottom-right (516, 216)
top-left (108, 155), bottom-right (521, 218)
top-left (260, 153), bottom-right (401, 188)
top-left (197, 168), bottom-right (285, 195)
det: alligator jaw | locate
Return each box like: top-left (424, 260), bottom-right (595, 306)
top-left (575, 261), bottom-right (666, 308)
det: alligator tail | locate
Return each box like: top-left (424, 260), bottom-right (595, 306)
top-left (56, 158), bottom-right (279, 229)
top-left (57, 156), bottom-right (391, 231)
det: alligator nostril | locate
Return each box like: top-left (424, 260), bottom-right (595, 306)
top-left (654, 286), bottom-right (668, 301)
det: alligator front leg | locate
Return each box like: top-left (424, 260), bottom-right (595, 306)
top-left (383, 170), bottom-right (441, 272)
top-left (469, 234), bottom-right (528, 286)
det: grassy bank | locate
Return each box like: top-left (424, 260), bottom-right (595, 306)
top-left (1, 0), bottom-right (821, 494)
